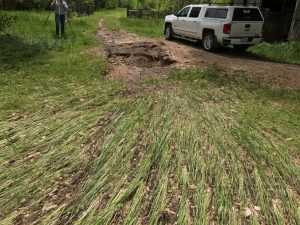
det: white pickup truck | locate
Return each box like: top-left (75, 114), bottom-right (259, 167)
top-left (164, 4), bottom-right (264, 51)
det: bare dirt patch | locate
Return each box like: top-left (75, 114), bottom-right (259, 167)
top-left (96, 20), bottom-right (200, 84)
top-left (96, 19), bottom-right (300, 90)
top-left (293, 157), bottom-right (300, 166)
top-left (107, 41), bottom-right (176, 83)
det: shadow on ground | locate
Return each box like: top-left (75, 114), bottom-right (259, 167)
top-left (0, 34), bottom-right (49, 68)
top-left (171, 38), bottom-right (290, 64)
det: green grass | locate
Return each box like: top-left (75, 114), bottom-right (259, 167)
top-left (118, 18), bottom-right (164, 38)
top-left (0, 9), bottom-right (299, 225)
top-left (98, 8), bottom-right (164, 38)
top-left (249, 42), bottom-right (300, 65)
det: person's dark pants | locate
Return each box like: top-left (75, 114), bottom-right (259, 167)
top-left (55, 14), bottom-right (65, 36)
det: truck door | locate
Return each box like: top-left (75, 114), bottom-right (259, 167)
top-left (185, 7), bottom-right (202, 38)
top-left (173, 6), bottom-right (191, 36)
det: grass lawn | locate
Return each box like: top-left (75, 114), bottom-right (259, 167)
top-left (248, 42), bottom-right (300, 65)
top-left (0, 9), bottom-right (299, 225)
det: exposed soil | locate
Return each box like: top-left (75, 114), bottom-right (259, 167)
top-left (96, 19), bottom-right (300, 90)
top-left (96, 20), bottom-right (198, 85)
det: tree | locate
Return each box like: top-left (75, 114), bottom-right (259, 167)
top-left (0, 0), bottom-right (232, 10)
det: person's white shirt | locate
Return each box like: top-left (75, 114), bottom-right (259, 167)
top-left (51, 0), bottom-right (69, 15)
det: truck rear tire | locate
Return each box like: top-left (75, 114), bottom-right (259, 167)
top-left (203, 32), bottom-right (218, 51)
top-left (165, 24), bottom-right (174, 40)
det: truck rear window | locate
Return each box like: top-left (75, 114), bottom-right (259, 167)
top-left (232, 8), bottom-right (263, 21)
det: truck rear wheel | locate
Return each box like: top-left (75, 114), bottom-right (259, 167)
top-left (165, 24), bottom-right (174, 40)
top-left (203, 32), bottom-right (218, 51)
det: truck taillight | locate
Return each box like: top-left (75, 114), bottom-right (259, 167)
top-left (223, 24), bottom-right (231, 34)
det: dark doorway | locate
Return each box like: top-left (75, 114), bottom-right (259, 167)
top-left (260, 0), bottom-right (297, 41)
top-left (261, 0), bottom-right (283, 12)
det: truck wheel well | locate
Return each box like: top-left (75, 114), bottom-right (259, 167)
top-left (202, 28), bottom-right (215, 38)
top-left (165, 22), bottom-right (172, 30)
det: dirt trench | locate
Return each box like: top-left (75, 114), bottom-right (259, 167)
top-left (95, 20), bottom-right (300, 90)
top-left (95, 20), bottom-right (200, 85)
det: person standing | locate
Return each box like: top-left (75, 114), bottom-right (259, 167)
top-left (51, 0), bottom-right (69, 36)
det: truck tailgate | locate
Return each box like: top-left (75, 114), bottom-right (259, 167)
top-left (230, 22), bottom-right (263, 36)
top-left (230, 8), bottom-right (264, 37)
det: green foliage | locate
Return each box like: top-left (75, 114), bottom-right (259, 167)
top-left (0, 0), bottom-right (50, 10)
top-left (0, 12), bottom-right (17, 33)
top-left (127, 0), bottom-right (232, 11)
top-left (0, 0), bottom-right (123, 10)
top-left (119, 17), bottom-right (164, 38)
top-left (98, 8), bottom-right (163, 38)
top-left (249, 42), bottom-right (300, 65)
top-left (0, 0), bottom-right (232, 11)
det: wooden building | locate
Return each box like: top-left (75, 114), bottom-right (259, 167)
top-left (234, 0), bottom-right (300, 41)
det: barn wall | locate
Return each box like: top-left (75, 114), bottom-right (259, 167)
top-left (262, 10), bottom-right (293, 41)
top-left (288, 0), bottom-right (300, 41)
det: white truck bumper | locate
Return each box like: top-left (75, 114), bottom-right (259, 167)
top-left (222, 37), bottom-right (263, 46)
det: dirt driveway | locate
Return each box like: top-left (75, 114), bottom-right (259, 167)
top-left (95, 20), bottom-right (300, 90)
